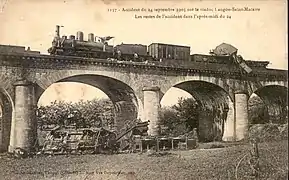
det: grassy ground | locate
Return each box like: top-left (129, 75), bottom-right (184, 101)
top-left (0, 140), bottom-right (287, 180)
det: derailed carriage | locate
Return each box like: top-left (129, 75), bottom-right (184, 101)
top-left (41, 121), bottom-right (149, 155)
top-left (41, 126), bottom-right (117, 155)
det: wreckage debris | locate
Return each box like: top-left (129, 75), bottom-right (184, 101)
top-left (10, 120), bottom-right (199, 158)
top-left (38, 120), bottom-right (150, 156)
top-left (210, 43), bottom-right (253, 74)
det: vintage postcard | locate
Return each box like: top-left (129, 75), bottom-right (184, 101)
top-left (0, 0), bottom-right (288, 180)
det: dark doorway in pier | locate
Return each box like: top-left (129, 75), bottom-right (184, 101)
top-left (160, 81), bottom-right (233, 143)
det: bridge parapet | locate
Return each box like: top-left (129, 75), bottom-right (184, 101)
top-left (0, 52), bottom-right (287, 81)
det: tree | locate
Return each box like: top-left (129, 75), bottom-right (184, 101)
top-left (160, 97), bottom-right (199, 136)
top-left (172, 97), bottom-right (199, 130)
top-left (36, 98), bottom-right (114, 130)
top-left (248, 95), bottom-right (269, 125)
top-left (159, 107), bottom-right (186, 136)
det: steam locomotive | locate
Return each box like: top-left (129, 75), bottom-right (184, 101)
top-left (48, 25), bottom-right (154, 62)
top-left (47, 25), bottom-right (253, 74)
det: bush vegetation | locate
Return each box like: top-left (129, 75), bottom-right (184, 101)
top-left (36, 99), bottom-right (114, 130)
top-left (159, 97), bottom-right (199, 136)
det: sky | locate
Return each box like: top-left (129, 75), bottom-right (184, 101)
top-left (0, 0), bottom-right (287, 106)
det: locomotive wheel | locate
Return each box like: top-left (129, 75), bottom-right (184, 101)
top-left (91, 53), bottom-right (97, 58)
top-left (67, 48), bottom-right (77, 56)
top-left (99, 52), bottom-right (108, 59)
top-left (99, 52), bottom-right (105, 59)
top-left (86, 53), bottom-right (92, 58)
top-left (55, 50), bottom-right (64, 56)
top-left (93, 52), bottom-right (101, 59)
top-left (123, 56), bottom-right (129, 61)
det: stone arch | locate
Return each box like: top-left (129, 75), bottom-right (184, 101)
top-left (36, 74), bottom-right (143, 130)
top-left (162, 80), bottom-right (235, 142)
top-left (0, 74), bottom-right (15, 102)
top-left (33, 70), bottom-right (140, 91)
top-left (247, 80), bottom-right (288, 96)
top-left (0, 88), bottom-right (14, 152)
top-left (160, 74), bottom-right (236, 102)
top-left (252, 85), bottom-right (288, 124)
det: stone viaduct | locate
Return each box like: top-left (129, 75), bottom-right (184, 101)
top-left (0, 46), bottom-right (287, 152)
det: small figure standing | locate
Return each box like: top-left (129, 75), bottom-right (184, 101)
top-left (133, 53), bottom-right (138, 61)
top-left (117, 50), bottom-right (122, 60)
top-left (61, 133), bottom-right (69, 154)
top-left (192, 128), bottom-right (199, 143)
top-left (44, 130), bottom-right (55, 149)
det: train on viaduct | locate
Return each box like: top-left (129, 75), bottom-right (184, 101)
top-left (0, 26), bottom-right (287, 153)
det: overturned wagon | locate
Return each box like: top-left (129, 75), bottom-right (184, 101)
top-left (41, 127), bottom-right (118, 155)
top-left (41, 121), bottom-right (149, 155)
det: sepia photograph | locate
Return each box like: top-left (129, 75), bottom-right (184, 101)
top-left (0, 0), bottom-right (288, 179)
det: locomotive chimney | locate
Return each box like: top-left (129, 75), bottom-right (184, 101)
top-left (55, 25), bottom-right (60, 38)
top-left (76, 31), bottom-right (84, 41)
top-left (69, 35), bottom-right (75, 40)
top-left (88, 33), bottom-right (94, 42)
